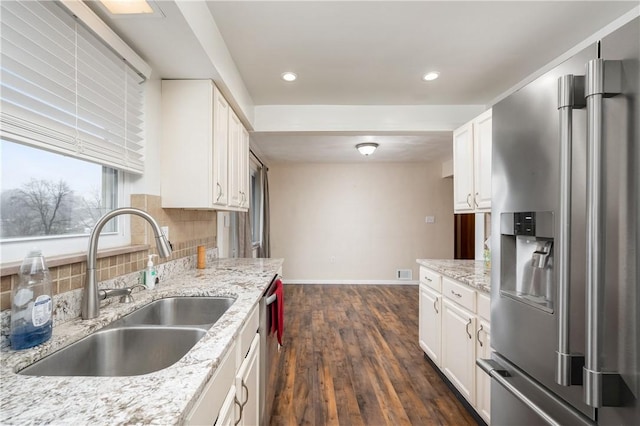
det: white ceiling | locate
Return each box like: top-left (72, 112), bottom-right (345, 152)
top-left (87, 1), bottom-right (638, 164)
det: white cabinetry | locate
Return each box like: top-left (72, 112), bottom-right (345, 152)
top-left (228, 109), bottom-right (242, 208)
top-left (186, 339), bottom-right (237, 425)
top-left (419, 268), bottom-right (442, 367)
top-left (453, 109), bottom-right (492, 213)
top-left (213, 89), bottom-right (230, 207)
top-left (235, 335), bottom-right (260, 425)
top-left (187, 304), bottom-right (260, 425)
top-left (160, 79), bottom-right (249, 211)
top-left (474, 293), bottom-right (491, 424)
top-left (418, 266), bottom-right (491, 422)
top-left (228, 114), bottom-right (250, 209)
top-left (442, 298), bottom-right (476, 404)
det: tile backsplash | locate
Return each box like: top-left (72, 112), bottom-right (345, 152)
top-left (0, 195), bottom-right (218, 310)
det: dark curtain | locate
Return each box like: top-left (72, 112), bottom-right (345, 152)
top-left (259, 167), bottom-right (271, 258)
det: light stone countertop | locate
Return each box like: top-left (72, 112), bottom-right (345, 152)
top-left (0, 258), bottom-right (283, 425)
top-left (416, 259), bottom-right (491, 294)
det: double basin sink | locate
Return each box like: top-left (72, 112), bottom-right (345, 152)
top-left (19, 296), bottom-right (236, 377)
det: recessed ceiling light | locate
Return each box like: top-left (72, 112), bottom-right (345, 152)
top-left (100, 0), bottom-right (154, 14)
top-left (422, 71), bottom-right (440, 81)
top-left (281, 72), bottom-right (297, 82)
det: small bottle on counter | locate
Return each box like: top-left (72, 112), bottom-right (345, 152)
top-left (144, 254), bottom-right (158, 289)
top-left (10, 249), bottom-right (53, 350)
top-left (197, 245), bottom-right (206, 269)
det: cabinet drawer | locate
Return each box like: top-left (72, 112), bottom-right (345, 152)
top-left (443, 277), bottom-right (476, 312)
top-left (420, 267), bottom-right (442, 292)
top-left (237, 304), bottom-right (259, 364)
top-left (477, 292), bottom-right (490, 321)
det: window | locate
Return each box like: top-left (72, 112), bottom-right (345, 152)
top-left (1, 140), bottom-right (118, 240)
top-left (0, 1), bottom-right (146, 263)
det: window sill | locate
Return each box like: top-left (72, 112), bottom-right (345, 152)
top-left (0, 244), bottom-right (150, 277)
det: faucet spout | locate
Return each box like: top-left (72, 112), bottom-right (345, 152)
top-left (81, 208), bottom-right (172, 319)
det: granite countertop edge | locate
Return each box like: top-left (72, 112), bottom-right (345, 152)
top-left (0, 258), bottom-right (283, 425)
top-left (416, 259), bottom-right (491, 294)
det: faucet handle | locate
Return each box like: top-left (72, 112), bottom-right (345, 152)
top-left (119, 284), bottom-right (146, 303)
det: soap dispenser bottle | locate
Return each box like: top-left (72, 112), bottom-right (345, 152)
top-left (144, 254), bottom-right (158, 290)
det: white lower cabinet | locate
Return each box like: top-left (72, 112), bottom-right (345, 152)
top-left (419, 283), bottom-right (442, 367)
top-left (235, 334), bottom-right (260, 426)
top-left (475, 319), bottom-right (491, 424)
top-left (187, 305), bottom-right (261, 426)
top-left (442, 298), bottom-right (476, 404)
top-left (418, 266), bottom-right (491, 423)
top-left (186, 340), bottom-right (237, 425)
top-left (215, 385), bottom-right (237, 426)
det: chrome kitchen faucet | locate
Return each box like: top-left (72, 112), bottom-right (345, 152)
top-left (81, 208), bottom-right (172, 320)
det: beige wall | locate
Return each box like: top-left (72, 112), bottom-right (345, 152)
top-left (270, 162), bottom-right (453, 282)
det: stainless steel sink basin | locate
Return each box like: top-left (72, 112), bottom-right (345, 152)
top-left (18, 296), bottom-right (236, 377)
top-left (19, 327), bottom-right (206, 376)
top-left (108, 296), bottom-right (236, 328)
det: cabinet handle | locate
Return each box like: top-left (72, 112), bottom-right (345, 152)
top-left (234, 396), bottom-right (243, 425)
top-left (241, 380), bottom-right (249, 408)
top-left (477, 324), bottom-right (484, 347)
top-left (433, 297), bottom-right (439, 314)
top-left (466, 193), bottom-right (472, 207)
top-left (216, 182), bottom-right (223, 202)
top-left (451, 290), bottom-right (462, 298)
top-left (465, 318), bottom-right (473, 339)
top-left (474, 192), bottom-right (479, 208)
top-left (425, 277), bottom-right (432, 282)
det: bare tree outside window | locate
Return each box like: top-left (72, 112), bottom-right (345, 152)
top-left (0, 140), bottom-right (118, 240)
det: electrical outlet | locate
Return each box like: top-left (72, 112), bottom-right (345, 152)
top-left (425, 216), bottom-right (435, 224)
top-left (161, 226), bottom-right (169, 239)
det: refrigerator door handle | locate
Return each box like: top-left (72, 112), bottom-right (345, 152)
top-left (583, 58), bottom-right (631, 408)
top-left (555, 74), bottom-right (585, 387)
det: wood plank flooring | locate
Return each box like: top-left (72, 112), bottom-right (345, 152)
top-left (269, 284), bottom-right (478, 426)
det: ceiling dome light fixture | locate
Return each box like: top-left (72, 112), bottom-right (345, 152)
top-left (422, 71), bottom-right (440, 81)
top-left (281, 72), bottom-right (297, 82)
top-left (356, 142), bottom-right (379, 156)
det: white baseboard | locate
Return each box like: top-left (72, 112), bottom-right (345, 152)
top-left (281, 279), bottom-right (419, 285)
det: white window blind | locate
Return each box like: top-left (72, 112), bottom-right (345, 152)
top-left (0, 1), bottom-right (145, 174)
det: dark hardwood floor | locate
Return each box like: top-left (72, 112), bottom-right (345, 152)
top-left (269, 284), bottom-right (478, 426)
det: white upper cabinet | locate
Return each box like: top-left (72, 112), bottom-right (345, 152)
top-left (453, 109), bottom-right (492, 213)
top-left (160, 79), bottom-right (248, 211)
top-left (213, 88), bottom-right (230, 207)
top-left (228, 108), bottom-right (242, 208)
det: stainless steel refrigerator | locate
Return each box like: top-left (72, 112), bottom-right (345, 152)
top-left (478, 16), bottom-right (639, 425)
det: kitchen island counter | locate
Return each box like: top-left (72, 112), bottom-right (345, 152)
top-left (416, 259), bottom-right (490, 293)
top-left (0, 258), bottom-right (283, 425)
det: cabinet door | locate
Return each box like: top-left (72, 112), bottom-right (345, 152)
top-left (215, 385), bottom-right (237, 426)
top-left (475, 320), bottom-right (491, 424)
top-left (240, 126), bottom-right (250, 209)
top-left (213, 88), bottom-right (229, 207)
top-left (236, 334), bottom-right (260, 426)
top-left (453, 122), bottom-right (474, 213)
top-left (473, 109), bottom-right (492, 211)
top-left (419, 284), bottom-right (442, 367)
top-left (442, 299), bottom-right (476, 404)
top-left (160, 80), bottom-right (214, 208)
top-left (228, 109), bottom-right (242, 208)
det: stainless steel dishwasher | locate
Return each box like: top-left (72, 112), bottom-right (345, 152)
top-left (259, 275), bottom-right (281, 425)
